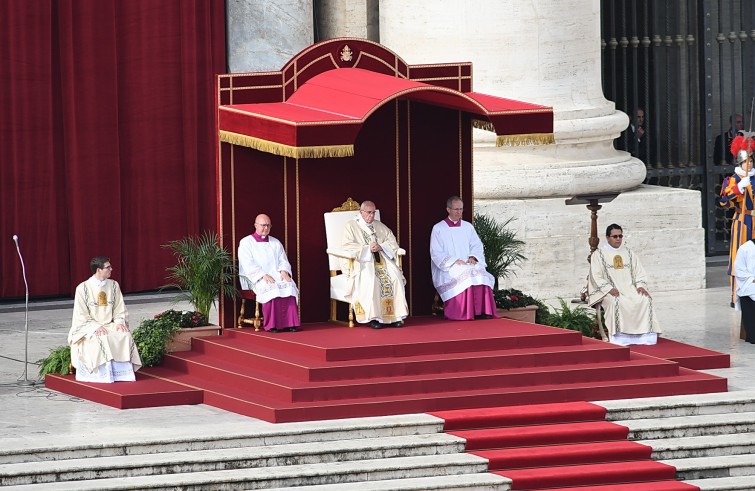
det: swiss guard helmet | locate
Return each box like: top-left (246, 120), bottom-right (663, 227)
top-left (730, 135), bottom-right (755, 166)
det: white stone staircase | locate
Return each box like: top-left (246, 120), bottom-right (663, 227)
top-left (602, 390), bottom-right (755, 491)
top-left (5, 392), bottom-right (755, 490)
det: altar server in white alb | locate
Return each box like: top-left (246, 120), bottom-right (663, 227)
top-left (588, 224), bottom-right (662, 345)
top-left (430, 196), bottom-right (497, 320)
top-left (733, 238), bottom-right (755, 343)
top-left (238, 214), bottom-right (301, 332)
top-left (68, 257), bottom-right (142, 383)
top-left (341, 200), bottom-right (408, 329)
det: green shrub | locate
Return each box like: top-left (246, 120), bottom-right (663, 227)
top-left (133, 314), bottom-right (182, 367)
top-left (37, 345), bottom-right (72, 377)
top-left (542, 298), bottom-right (600, 339)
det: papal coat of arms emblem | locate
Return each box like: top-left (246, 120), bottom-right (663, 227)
top-left (340, 45), bottom-right (353, 62)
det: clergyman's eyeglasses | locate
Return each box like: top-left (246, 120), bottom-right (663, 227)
top-left (610, 234), bottom-right (623, 239)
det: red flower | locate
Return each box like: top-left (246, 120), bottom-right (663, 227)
top-left (510, 295), bottom-right (519, 301)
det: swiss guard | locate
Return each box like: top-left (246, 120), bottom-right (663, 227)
top-left (720, 134), bottom-right (755, 306)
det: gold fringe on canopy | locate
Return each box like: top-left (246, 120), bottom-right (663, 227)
top-left (496, 133), bottom-right (555, 147)
top-left (472, 119), bottom-right (495, 132)
top-left (219, 130), bottom-right (354, 159)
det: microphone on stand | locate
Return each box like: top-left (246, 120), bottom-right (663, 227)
top-left (370, 232), bottom-right (381, 264)
top-left (13, 234), bottom-right (35, 386)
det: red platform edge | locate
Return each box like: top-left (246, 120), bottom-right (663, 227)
top-left (45, 317), bottom-right (729, 422)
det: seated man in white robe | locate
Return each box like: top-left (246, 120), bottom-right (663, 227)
top-left (430, 196), bottom-right (497, 320)
top-left (238, 214), bottom-right (301, 332)
top-left (341, 200), bottom-right (408, 329)
top-left (588, 224), bottom-right (662, 345)
top-left (68, 257), bottom-right (142, 383)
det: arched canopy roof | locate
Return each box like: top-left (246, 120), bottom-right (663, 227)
top-left (218, 46), bottom-right (553, 159)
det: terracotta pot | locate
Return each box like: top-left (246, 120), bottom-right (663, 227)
top-left (497, 305), bottom-right (538, 323)
top-left (166, 325), bottom-right (220, 352)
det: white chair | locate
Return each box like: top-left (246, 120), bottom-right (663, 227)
top-left (324, 198), bottom-right (404, 327)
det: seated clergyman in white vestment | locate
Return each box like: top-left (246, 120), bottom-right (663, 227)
top-left (430, 196), bottom-right (497, 320)
top-left (68, 257), bottom-right (142, 383)
top-left (341, 200), bottom-right (408, 329)
top-left (588, 224), bottom-right (662, 346)
top-left (238, 214), bottom-right (301, 333)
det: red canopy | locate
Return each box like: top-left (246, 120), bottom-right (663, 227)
top-left (218, 67), bottom-right (553, 158)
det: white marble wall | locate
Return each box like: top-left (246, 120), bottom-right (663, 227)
top-left (475, 185), bottom-right (705, 299)
top-left (227, 0), bottom-right (314, 72)
top-left (315, 0), bottom-right (379, 41)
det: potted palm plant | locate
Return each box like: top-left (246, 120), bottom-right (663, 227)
top-left (473, 213), bottom-right (543, 323)
top-left (158, 231), bottom-right (237, 350)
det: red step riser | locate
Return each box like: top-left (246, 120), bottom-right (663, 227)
top-left (526, 481), bottom-right (700, 491)
top-left (473, 441), bottom-right (653, 469)
top-left (161, 355), bottom-right (294, 403)
top-left (225, 327), bottom-right (584, 362)
top-left (197, 338), bottom-right (633, 382)
top-left (497, 461), bottom-right (678, 489)
top-left (285, 362), bottom-right (682, 403)
top-left (163, 350), bottom-right (683, 404)
top-left (431, 401), bottom-right (607, 430)
top-left (198, 376), bottom-right (727, 423)
top-left (193, 338), bottom-right (311, 380)
top-left (452, 422), bottom-right (629, 450)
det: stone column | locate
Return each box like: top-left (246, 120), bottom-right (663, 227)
top-left (379, 0), bottom-right (704, 298)
top-left (315, 0), bottom-right (379, 41)
top-left (227, 0), bottom-right (314, 73)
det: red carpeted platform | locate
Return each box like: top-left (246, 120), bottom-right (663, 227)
top-left (431, 402), bottom-right (700, 490)
top-left (629, 337), bottom-right (730, 370)
top-left (46, 316), bottom-right (728, 423)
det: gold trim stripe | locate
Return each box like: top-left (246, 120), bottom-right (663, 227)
top-left (496, 133), bottom-right (556, 147)
top-left (219, 130), bottom-right (354, 159)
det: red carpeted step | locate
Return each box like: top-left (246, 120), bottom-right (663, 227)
top-left (430, 401), bottom-right (607, 430)
top-left (44, 372), bottom-right (204, 409)
top-left (224, 319), bottom-right (584, 362)
top-left (194, 335), bottom-right (631, 382)
top-left (494, 460), bottom-right (678, 489)
top-left (450, 421), bottom-right (629, 450)
top-left (163, 349), bottom-right (683, 403)
top-left (473, 441), bottom-right (652, 469)
top-left (526, 481), bottom-right (699, 491)
top-left (630, 337), bottom-right (730, 370)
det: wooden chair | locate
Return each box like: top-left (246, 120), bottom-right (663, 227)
top-left (237, 290), bottom-right (262, 330)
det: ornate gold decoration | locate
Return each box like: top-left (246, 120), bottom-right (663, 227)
top-left (332, 197), bottom-right (361, 212)
top-left (340, 45), bottom-right (353, 63)
top-left (613, 255), bottom-right (624, 269)
top-left (354, 301), bottom-right (364, 316)
top-left (97, 291), bottom-right (108, 306)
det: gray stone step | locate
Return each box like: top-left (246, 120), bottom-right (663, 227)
top-left (0, 433), bottom-right (464, 486)
top-left (0, 453), bottom-right (489, 490)
top-left (614, 411), bottom-right (755, 440)
top-left (642, 433), bottom-right (755, 460)
top-left (684, 476), bottom-right (755, 490)
top-left (0, 413), bottom-right (443, 464)
top-left (599, 391), bottom-right (755, 421)
top-left (664, 453), bottom-right (755, 481)
top-left (266, 473), bottom-right (510, 490)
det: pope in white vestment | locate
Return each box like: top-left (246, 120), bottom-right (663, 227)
top-left (430, 197), bottom-right (497, 320)
top-left (238, 214), bottom-right (301, 332)
top-left (68, 258), bottom-right (142, 383)
top-left (341, 202), bottom-right (408, 327)
top-left (588, 226), bottom-right (661, 345)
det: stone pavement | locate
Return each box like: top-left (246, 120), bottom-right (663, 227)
top-left (1, 259), bottom-right (754, 444)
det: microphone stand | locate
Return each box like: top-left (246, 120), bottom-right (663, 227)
top-left (13, 235), bottom-right (35, 386)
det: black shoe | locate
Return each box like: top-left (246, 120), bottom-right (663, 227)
top-left (370, 320), bottom-right (384, 329)
top-left (284, 326), bottom-right (301, 332)
top-left (475, 314), bottom-right (493, 320)
top-left (390, 321), bottom-right (404, 328)
top-left (267, 328), bottom-right (279, 333)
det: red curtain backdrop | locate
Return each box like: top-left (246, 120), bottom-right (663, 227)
top-left (0, 0), bottom-right (226, 299)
